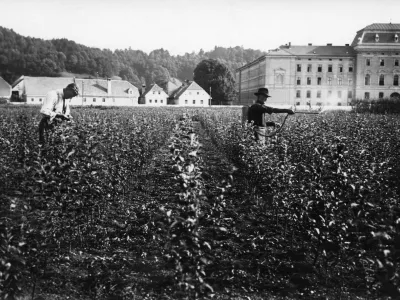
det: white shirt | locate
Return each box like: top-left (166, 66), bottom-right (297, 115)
top-left (40, 89), bottom-right (71, 122)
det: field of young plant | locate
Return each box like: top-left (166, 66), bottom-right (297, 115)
top-left (0, 105), bottom-right (399, 300)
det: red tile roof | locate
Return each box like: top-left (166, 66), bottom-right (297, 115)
top-left (0, 77), bottom-right (12, 98)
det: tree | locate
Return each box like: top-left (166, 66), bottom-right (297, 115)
top-left (193, 59), bottom-right (237, 105)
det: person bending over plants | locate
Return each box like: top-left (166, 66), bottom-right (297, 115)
top-left (38, 83), bottom-right (79, 144)
top-left (248, 87), bottom-right (295, 144)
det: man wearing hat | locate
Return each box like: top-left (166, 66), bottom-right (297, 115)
top-left (38, 82), bottom-right (79, 144)
top-left (248, 87), bottom-right (295, 143)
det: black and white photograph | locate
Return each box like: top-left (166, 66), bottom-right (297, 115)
top-left (1, 0), bottom-right (400, 299)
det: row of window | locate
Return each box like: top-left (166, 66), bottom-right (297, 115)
top-left (364, 92), bottom-right (392, 100)
top-left (296, 90), bottom-right (353, 99)
top-left (366, 58), bottom-right (399, 67)
top-left (83, 98), bottom-right (115, 103)
top-left (297, 77), bottom-right (353, 86)
top-left (364, 74), bottom-right (399, 86)
top-left (295, 101), bottom-right (344, 106)
top-left (148, 99), bottom-right (164, 104)
top-left (297, 64), bottom-right (353, 73)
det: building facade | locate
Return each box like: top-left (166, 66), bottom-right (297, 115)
top-left (236, 23), bottom-right (400, 106)
top-left (141, 83), bottom-right (168, 105)
top-left (169, 81), bottom-right (211, 106)
top-left (12, 76), bottom-right (139, 106)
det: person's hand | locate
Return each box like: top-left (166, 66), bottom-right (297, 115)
top-left (56, 114), bottom-right (70, 121)
top-left (287, 109), bottom-right (295, 115)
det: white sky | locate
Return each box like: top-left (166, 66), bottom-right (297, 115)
top-left (0, 0), bottom-right (399, 55)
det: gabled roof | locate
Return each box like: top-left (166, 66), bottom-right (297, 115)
top-left (14, 76), bottom-right (138, 97)
top-left (142, 83), bottom-right (167, 97)
top-left (0, 77), bottom-right (12, 98)
top-left (170, 81), bottom-right (209, 99)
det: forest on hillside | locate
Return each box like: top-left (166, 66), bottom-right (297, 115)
top-left (0, 26), bottom-right (266, 87)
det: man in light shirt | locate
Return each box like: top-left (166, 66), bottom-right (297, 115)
top-left (38, 83), bottom-right (79, 144)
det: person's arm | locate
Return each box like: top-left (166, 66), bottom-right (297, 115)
top-left (272, 107), bottom-right (295, 114)
top-left (64, 103), bottom-right (72, 120)
top-left (40, 91), bottom-right (58, 121)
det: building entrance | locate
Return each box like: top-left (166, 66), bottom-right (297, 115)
top-left (390, 92), bottom-right (400, 99)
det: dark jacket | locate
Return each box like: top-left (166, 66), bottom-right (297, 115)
top-left (248, 103), bottom-right (274, 127)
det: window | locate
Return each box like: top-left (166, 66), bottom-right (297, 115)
top-left (197, 92), bottom-right (200, 95)
top-left (297, 77), bottom-right (301, 85)
top-left (306, 90), bottom-right (311, 98)
top-left (201, 100), bottom-right (204, 104)
top-left (365, 74), bottom-right (370, 85)
top-left (155, 99), bottom-right (157, 103)
top-left (307, 77), bottom-right (311, 85)
top-left (349, 65), bottom-right (353, 72)
top-left (83, 98), bottom-right (87, 102)
top-left (379, 74), bottom-right (385, 86)
top-left (395, 34), bottom-right (399, 43)
top-left (349, 78), bottom-right (353, 86)
top-left (296, 102), bottom-right (301, 106)
top-left (153, 91), bottom-right (155, 94)
top-left (328, 91), bottom-right (332, 97)
top-left (339, 65), bottom-right (343, 72)
top-left (316, 102), bottom-right (322, 106)
top-left (366, 58), bottom-right (371, 66)
top-left (317, 64), bottom-right (322, 72)
top-left (395, 59), bottom-right (399, 67)
top-left (364, 92), bottom-right (370, 100)
top-left (375, 34), bottom-right (379, 42)
top-left (328, 77), bottom-right (332, 85)
top-left (39, 98), bottom-right (42, 102)
top-left (328, 65), bottom-right (333, 72)
top-left (394, 75), bottom-right (399, 86)
top-left (149, 99), bottom-right (152, 103)
top-left (185, 100), bottom-right (188, 104)
top-left (338, 77), bottom-right (343, 85)
top-left (379, 92), bottom-right (384, 99)
top-left (348, 91), bottom-right (353, 99)
top-left (380, 59), bottom-right (384, 66)
top-left (317, 90), bottom-right (321, 98)
top-left (297, 64), bottom-right (301, 72)
top-left (296, 90), bottom-right (301, 98)
top-left (161, 100), bottom-right (163, 103)
top-left (93, 98), bottom-right (96, 102)
top-left (317, 77), bottom-right (322, 85)
top-left (192, 100), bottom-right (195, 104)
top-left (102, 98), bottom-right (106, 102)
top-left (338, 91), bottom-right (342, 98)
top-left (307, 64), bottom-right (312, 72)
top-left (31, 98), bottom-right (34, 102)
top-left (158, 91), bottom-right (161, 95)
top-left (338, 102), bottom-right (342, 106)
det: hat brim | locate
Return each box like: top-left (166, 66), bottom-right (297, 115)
top-left (254, 92), bottom-right (271, 98)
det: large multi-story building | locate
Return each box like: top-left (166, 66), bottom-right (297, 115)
top-left (236, 23), bottom-right (400, 106)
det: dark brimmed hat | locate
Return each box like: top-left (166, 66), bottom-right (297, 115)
top-left (66, 83), bottom-right (79, 96)
top-left (254, 87), bottom-right (271, 98)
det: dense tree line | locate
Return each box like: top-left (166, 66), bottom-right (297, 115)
top-left (0, 26), bottom-right (265, 89)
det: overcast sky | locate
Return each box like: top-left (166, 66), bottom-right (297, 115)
top-left (0, 0), bottom-right (399, 55)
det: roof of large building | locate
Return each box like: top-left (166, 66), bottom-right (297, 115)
top-left (279, 45), bottom-right (356, 56)
top-left (13, 76), bottom-right (138, 97)
top-left (362, 23), bottom-right (400, 31)
top-left (142, 83), bottom-right (167, 97)
top-left (170, 81), bottom-right (209, 99)
top-left (0, 77), bottom-right (12, 98)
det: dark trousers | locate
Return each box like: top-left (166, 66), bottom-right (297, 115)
top-left (38, 116), bottom-right (60, 144)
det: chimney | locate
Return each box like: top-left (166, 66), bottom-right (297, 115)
top-left (308, 43), bottom-right (312, 46)
top-left (327, 43), bottom-right (332, 46)
top-left (107, 78), bottom-right (112, 95)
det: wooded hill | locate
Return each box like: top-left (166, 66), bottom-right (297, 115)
top-left (0, 26), bottom-right (265, 87)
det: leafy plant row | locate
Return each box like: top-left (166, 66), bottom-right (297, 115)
top-left (196, 109), bottom-right (400, 298)
top-left (0, 107), bottom-right (178, 299)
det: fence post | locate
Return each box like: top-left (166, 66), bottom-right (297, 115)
top-left (242, 105), bottom-right (249, 125)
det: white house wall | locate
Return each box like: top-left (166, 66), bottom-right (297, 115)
top-left (177, 90), bottom-right (210, 106)
top-left (144, 91), bottom-right (168, 105)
